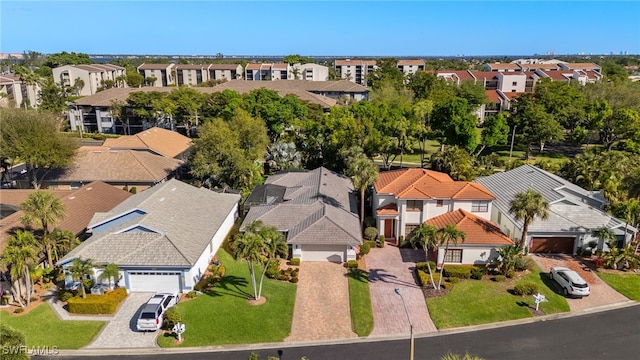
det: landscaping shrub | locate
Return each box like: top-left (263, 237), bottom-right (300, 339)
top-left (186, 291), bottom-right (197, 299)
top-left (447, 277), bottom-right (460, 284)
top-left (58, 289), bottom-right (75, 302)
top-left (514, 257), bottom-right (534, 272)
top-left (471, 267), bottom-right (484, 280)
top-left (364, 227), bottom-right (378, 241)
top-left (290, 277), bottom-right (299, 284)
top-left (359, 242), bottom-right (371, 256)
top-left (416, 261), bottom-right (437, 271)
top-left (290, 258), bottom-right (301, 266)
top-left (378, 235), bottom-right (385, 248)
top-left (581, 248), bottom-right (593, 257)
top-left (443, 265), bottom-right (473, 279)
top-left (0, 325), bottom-right (27, 360)
top-left (363, 216), bottom-right (376, 228)
top-left (162, 307), bottom-right (182, 330)
top-left (493, 275), bottom-right (506, 282)
top-left (67, 288), bottom-right (127, 314)
top-left (266, 260), bottom-right (280, 279)
top-left (13, 308), bottom-right (24, 314)
top-left (513, 281), bottom-right (539, 296)
top-left (194, 277), bottom-right (208, 292)
top-left (506, 271), bottom-right (516, 279)
top-left (416, 269), bottom-right (440, 287)
top-left (347, 260), bottom-right (359, 270)
top-left (594, 258), bottom-right (605, 267)
top-left (364, 240), bottom-right (377, 249)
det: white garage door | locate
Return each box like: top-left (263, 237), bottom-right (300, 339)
top-left (301, 244), bottom-right (345, 262)
top-left (128, 271), bottom-right (182, 292)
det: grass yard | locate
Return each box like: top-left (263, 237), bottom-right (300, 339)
top-left (596, 272), bottom-right (640, 301)
top-left (426, 265), bottom-right (569, 329)
top-left (157, 249), bottom-right (297, 347)
top-left (347, 269), bottom-right (374, 337)
top-left (0, 304), bottom-right (105, 349)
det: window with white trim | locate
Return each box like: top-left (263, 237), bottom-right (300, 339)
top-left (444, 249), bottom-right (463, 263)
top-left (471, 201), bottom-right (488, 212)
top-left (406, 200), bottom-right (423, 211)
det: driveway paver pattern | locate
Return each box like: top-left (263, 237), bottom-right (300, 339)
top-left (85, 292), bottom-right (159, 349)
top-left (366, 246), bottom-right (437, 336)
top-left (285, 262), bottom-right (357, 341)
top-left (531, 254), bottom-right (629, 311)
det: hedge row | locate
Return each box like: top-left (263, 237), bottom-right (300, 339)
top-left (67, 288), bottom-right (128, 314)
top-left (443, 265), bottom-right (475, 279)
top-left (416, 269), bottom-right (441, 287)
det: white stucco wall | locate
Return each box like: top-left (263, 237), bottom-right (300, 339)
top-left (453, 200), bottom-right (492, 221)
top-left (497, 73), bottom-right (527, 93)
top-left (437, 246), bottom-right (502, 266)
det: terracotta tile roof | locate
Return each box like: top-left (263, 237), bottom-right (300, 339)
top-left (486, 90), bottom-right (501, 103)
top-left (376, 202), bottom-right (398, 215)
top-left (335, 59), bottom-right (377, 66)
top-left (584, 70), bottom-right (602, 79)
top-left (245, 63), bottom-right (261, 70)
top-left (540, 71), bottom-right (572, 81)
top-left (435, 70), bottom-right (475, 81)
top-left (470, 71), bottom-right (500, 80)
top-left (501, 91), bottom-right (530, 100)
top-left (425, 209), bottom-right (514, 246)
top-left (517, 63), bottom-right (561, 71)
top-left (398, 60), bottom-right (425, 66)
top-left (374, 168), bottom-right (495, 200)
top-left (102, 127), bottom-right (193, 158)
top-left (561, 62), bottom-right (601, 70)
top-left (0, 182), bottom-right (131, 251)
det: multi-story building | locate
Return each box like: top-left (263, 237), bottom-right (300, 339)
top-left (52, 64), bottom-right (126, 96)
top-left (291, 63), bottom-right (329, 81)
top-left (208, 64), bottom-right (243, 81)
top-left (245, 63), bottom-right (291, 81)
top-left (174, 64), bottom-right (209, 86)
top-left (0, 74), bottom-right (40, 108)
top-left (397, 59), bottom-right (425, 76)
top-left (137, 63), bottom-right (176, 87)
top-left (334, 59), bottom-right (377, 86)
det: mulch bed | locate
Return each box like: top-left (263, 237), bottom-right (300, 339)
top-left (527, 306), bottom-right (546, 316)
top-left (422, 286), bottom-right (451, 299)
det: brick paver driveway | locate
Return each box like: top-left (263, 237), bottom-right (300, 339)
top-left (286, 262), bottom-right (357, 341)
top-left (531, 254), bottom-right (630, 311)
top-left (366, 246), bottom-right (437, 336)
top-left (85, 292), bottom-right (159, 349)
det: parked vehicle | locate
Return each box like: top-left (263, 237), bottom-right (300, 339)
top-left (136, 292), bottom-right (180, 331)
top-left (548, 267), bottom-right (590, 297)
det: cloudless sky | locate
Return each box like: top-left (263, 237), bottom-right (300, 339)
top-left (2, 1), bottom-right (639, 56)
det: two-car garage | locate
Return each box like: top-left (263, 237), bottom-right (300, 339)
top-left (529, 237), bottom-right (576, 254)
top-left (127, 271), bottom-right (182, 293)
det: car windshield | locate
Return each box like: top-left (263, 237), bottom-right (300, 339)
top-left (572, 282), bottom-right (588, 288)
top-left (140, 312), bottom-right (156, 319)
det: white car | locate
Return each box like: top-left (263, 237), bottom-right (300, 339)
top-left (548, 267), bottom-right (590, 297)
top-left (136, 292), bottom-right (180, 331)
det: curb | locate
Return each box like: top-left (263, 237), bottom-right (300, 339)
top-left (56, 300), bottom-right (638, 356)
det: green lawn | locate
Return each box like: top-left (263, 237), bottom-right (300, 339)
top-left (157, 249), bottom-right (297, 347)
top-left (426, 265), bottom-right (569, 329)
top-left (347, 269), bottom-right (374, 336)
top-left (0, 304), bottom-right (105, 349)
top-left (596, 272), bottom-right (640, 301)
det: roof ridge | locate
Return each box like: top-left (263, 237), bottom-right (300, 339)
top-left (129, 151), bottom-right (162, 181)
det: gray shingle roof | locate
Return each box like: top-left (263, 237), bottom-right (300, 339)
top-left (241, 167), bottom-right (361, 246)
top-left (475, 165), bottom-right (633, 233)
top-left (60, 179), bottom-right (240, 267)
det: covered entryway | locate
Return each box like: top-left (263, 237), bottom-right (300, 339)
top-left (384, 219), bottom-right (394, 238)
top-left (301, 244), bottom-right (345, 262)
top-left (530, 237), bottom-right (575, 254)
top-left (127, 271), bottom-right (182, 292)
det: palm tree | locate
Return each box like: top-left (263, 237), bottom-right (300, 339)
top-left (410, 224), bottom-right (439, 289)
top-left (256, 225), bottom-right (287, 299)
top-left (437, 224), bottom-right (466, 288)
top-left (592, 227), bottom-right (616, 252)
top-left (47, 229), bottom-right (80, 264)
top-left (345, 148), bottom-right (379, 228)
top-left (232, 229), bottom-right (266, 301)
top-left (99, 263), bottom-right (120, 289)
top-left (73, 77), bottom-right (85, 96)
top-left (509, 189), bottom-right (550, 248)
top-left (67, 258), bottom-right (94, 298)
top-left (0, 230), bottom-right (39, 307)
top-left (19, 190), bottom-right (66, 268)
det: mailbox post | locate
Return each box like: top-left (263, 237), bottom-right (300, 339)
top-left (173, 322), bottom-right (185, 342)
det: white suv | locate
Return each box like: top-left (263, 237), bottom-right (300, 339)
top-left (136, 292), bottom-right (179, 332)
top-left (548, 267), bottom-right (590, 297)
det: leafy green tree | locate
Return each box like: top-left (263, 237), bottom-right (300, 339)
top-left (67, 258), bottom-right (95, 299)
top-left (169, 87), bottom-right (205, 136)
top-left (600, 107), bottom-right (640, 151)
top-left (436, 224), bottom-right (466, 288)
top-left (343, 147), bottom-right (379, 228)
top-left (0, 109), bottom-right (77, 189)
top-left (492, 245), bottom-right (522, 275)
top-left (430, 146), bottom-right (476, 181)
top-left (534, 79), bottom-right (587, 131)
top-left (99, 263), bottom-right (121, 289)
top-left (509, 189), bottom-right (550, 248)
top-left (126, 71), bottom-right (143, 88)
top-left (0, 325), bottom-right (29, 360)
top-left (508, 94), bottom-right (564, 158)
top-left (232, 221), bottom-right (287, 301)
top-left (0, 230), bottom-right (39, 307)
top-left (455, 80), bottom-right (488, 110)
top-left (410, 224), bottom-right (439, 289)
top-left (475, 112), bottom-right (509, 157)
top-left (367, 57), bottom-right (405, 90)
top-left (431, 98), bottom-right (479, 152)
top-left (19, 190), bottom-right (66, 268)
top-left (126, 91), bottom-right (169, 126)
top-left (244, 89), bottom-right (308, 142)
top-left (283, 54), bottom-right (312, 65)
top-left (38, 79), bottom-right (71, 113)
top-left (43, 51), bottom-right (92, 68)
top-left (413, 99), bottom-right (434, 166)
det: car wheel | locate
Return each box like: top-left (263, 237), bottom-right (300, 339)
top-left (562, 287), bottom-right (568, 296)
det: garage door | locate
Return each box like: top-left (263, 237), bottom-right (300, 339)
top-left (301, 244), bottom-right (345, 262)
top-left (128, 271), bottom-right (182, 292)
top-left (530, 237), bottom-right (575, 254)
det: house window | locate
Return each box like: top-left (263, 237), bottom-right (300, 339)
top-left (512, 81), bottom-right (517, 86)
top-left (436, 200), bottom-right (444, 207)
top-left (405, 224), bottom-right (419, 238)
top-left (472, 201), bottom-right (489, 212)
top-left (497, 212), bottom-right (502, 224)
top-left (444, 249), bottom-right (463, 263)
top-left (406, 200), bottom-right (422, 211)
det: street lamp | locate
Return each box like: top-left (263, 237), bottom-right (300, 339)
top-left (394, 288), bottom-right (414, 360)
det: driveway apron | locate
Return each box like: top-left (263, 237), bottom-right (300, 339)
top-left (85, 292), bottom-right (159, 349)
top-left (285, 262), bottom-right (357, 341)
top-left (366, 246), bottom-right (437, 336)
top-left (531, 254), bottom-right (630, 311)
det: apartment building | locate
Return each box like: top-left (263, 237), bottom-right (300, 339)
top-left (397, 59), bottom-right (425, 76)
top-left (175, 64), bottom-right (209, 86)
top-left (334, 59), bottom-right (377, 86)
top-left (245, 63), bottom-right (291, 81)
top-left (209, 64), bottom-right (243, 81)
top-left (0, 74), bottom-right (40, 108)
top-left (291, 63), bottom-right (329, 81)
top-left (52, 64), bottom-right (126, 96)
top-left (137, 63), bottom-right (176, 87)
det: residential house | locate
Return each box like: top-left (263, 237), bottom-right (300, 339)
top-left (373, 168), bottom-right (510, 265)
top-left (137, 63), bottom-right (175, 87)
top-left (52, 64), bottom-right (126, 96)
top-left (0, 74), bottom-right (39, 108)
top-left (397, 59), bottom-right (425, 76)
top-left (19, 146), bottom-right (184, 191)
top-left (334, 59), bottom-right (377, 86)
top-left (0, 181), bottom-right (132, 251)
top-left (475, 165), bottom-right (637, 254)
top-left (242, 167), bottom-right (361, 262)
top-left (58, 179), bottom-right (241, 293)
top-left (291, 63), bottom-right (329, 81)
top-left (101, 127), bottom-right (193, 160)
top-left (208, 64), bottom-right (243, 81)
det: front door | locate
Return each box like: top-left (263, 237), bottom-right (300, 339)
top-left (384, 219), bottom-right (393, 238)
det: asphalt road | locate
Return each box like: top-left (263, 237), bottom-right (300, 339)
top-left (41, 304), bottom-right (640, 360)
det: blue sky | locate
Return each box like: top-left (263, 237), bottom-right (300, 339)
top-left (2, 1), bottom-right (639, 56)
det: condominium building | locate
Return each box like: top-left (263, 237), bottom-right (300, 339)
top-left (397, 59), bottom-right (425, 76)
top-left (52, 64), bottom-right (126, 96)
top-left (137, 63), bottom-right (176, 87)
top-left (334, 59), bottom-right (377, 86)
top-left (0, 74), bottom-right (40, 108)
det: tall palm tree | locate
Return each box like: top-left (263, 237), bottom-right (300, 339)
top-left (345, 148), bottom-right (379, 228)
top-left (47, 229), bottom-right (80, 264)
top-left (0, 230), bottom-right (39, 307)
top-left (592, 227), bottom-right (616, 251)
top-left (509, 189), bottom-right (550, 248)
top-left (256, 225), bottom-right (287, 299)
top-left (99, 263), bottom-right (121, 289)
top-left (437, 224), bottom-right (466, 288)
top-left (67, 258), bottom-right (94, 299)
top-left (410, 224), bottom-right (439, 289)
top-left (19, 190), bottom-right (66, 268)
top-left (232, 229), bottom-right (266, 301)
